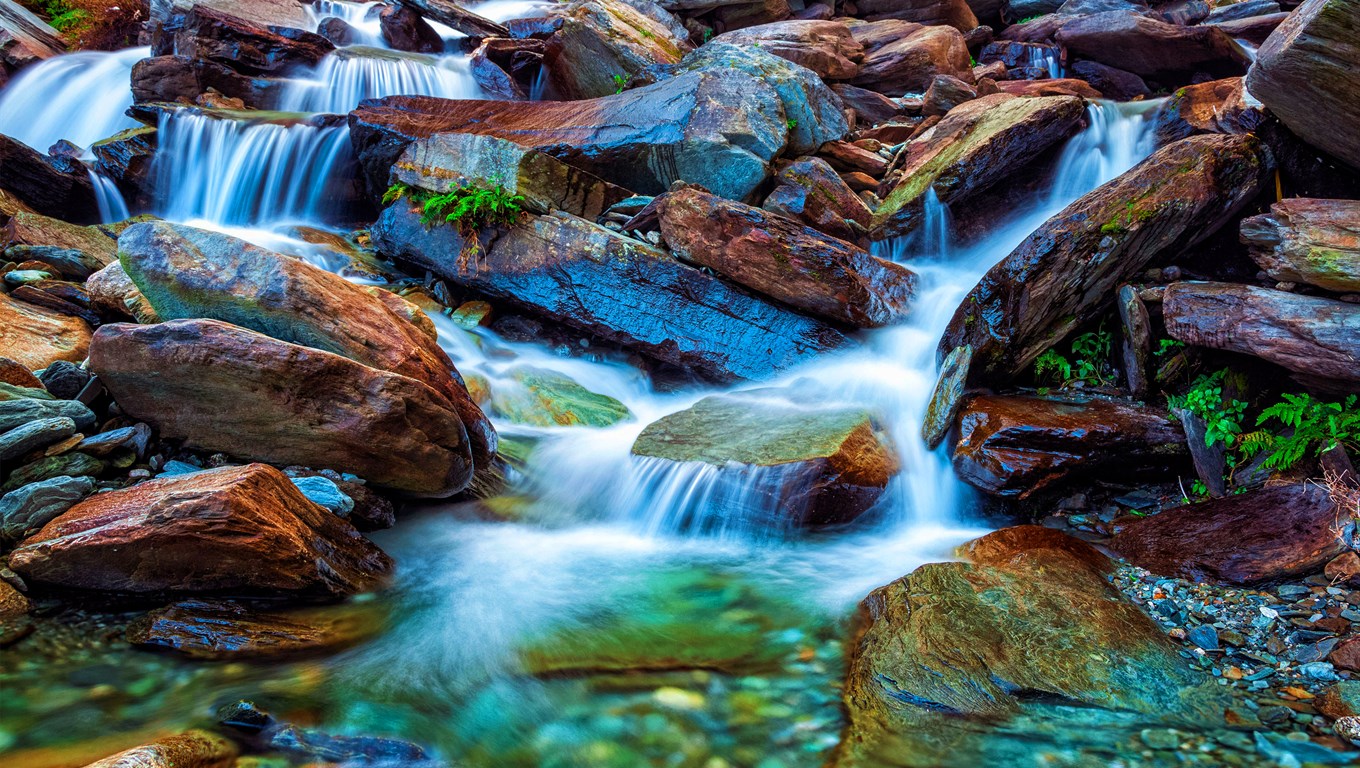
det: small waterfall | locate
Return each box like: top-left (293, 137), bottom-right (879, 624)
top-left (1026, 46), bottom-right (1064, 79)
top-left (306, 0), bottom-right (387, 47)
top-left (279, 47), bottom-right (482, 113)
top-left (0, 47), bottom-right (148, 152)
top-left (90, 170), bottom-right (130, 223)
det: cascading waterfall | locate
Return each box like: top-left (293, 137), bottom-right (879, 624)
top-left (1027, 46), bottom-right (1065, 79)
top-left (89, 169), bottom-right (131, 223)
top-left (0, 47), bottom-right (147, 152)
top-left (279, 47), bottom-right (482, 113)
top-left (305, 0), bottom-right (387, 47)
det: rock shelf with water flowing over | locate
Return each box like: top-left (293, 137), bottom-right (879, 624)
top-left (2, 0), bottom-right (1360, 766)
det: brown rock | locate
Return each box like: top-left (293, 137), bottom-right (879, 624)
top-left (540, 0), bottom-right (688, 100)
top-left (714, 20), bottom-right (863, 79)
top-left (830, 83), bottom-right (902, 125)
top-left (993, 77), bottom-right (1101, 98)
top-left (1154, 77), bottom-right (1265, 143)
top-left (1330, 639), bottom-right (1360, 673)
top-left (82, 730), bottom-right (237, 768)
top-left (130, 55), bottom-right (280, 109)
top-left (379, 3), bottom-right (444, 53)
top-left (1324, 551), bottom-right (1360, 587)
top-left (127, 599), bottom-right (381, 660)
top-left (0, 356), bottom-right (41, 389)
top-left (0, 1), bottom-right (64, 73)
top-left (820, 140), bottom-right (889, 176)
top-left (0, 579), bottom-right (30, 620)
top-left (854, 0), bottom-right (979, 31)
top-left (921, 73), bottom-right (977, 116)
top-left (1, 210), bottom-right (118, 262)
top-left (0, 134), bottom-right (97, 223)
top-left (1108, 483), bottom-right (1345, 585)
top-left (395, 0), bottom-right (511, 39)
top-left (8, 463), bottom-right (393, 595)
top-left (88, 320), bottom-right (474, 497)
top-left (152, 5), bottom-right (334, 77)
top-left (763, 156), bottom-right (873, 242)
top-left (849, 20), bottom-right (974, 96)
top-left (1241, 198), bottom-right (1360, 293)
top-left (0, 291), bottom-right (91, 371)
top-left (1208, 10), bottom-right (1290, 46)
top-left (1056, 10), bottom-right (1250, 79)
top-left (85, 261), bottom-right (159, 323)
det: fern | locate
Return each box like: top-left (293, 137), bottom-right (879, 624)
top-left (381, 182), bottom-right (409, 206)
top-left (1254, 393), bottom-right (1360, 470)
top-left (1032, 324), bottom-right (1114, 386)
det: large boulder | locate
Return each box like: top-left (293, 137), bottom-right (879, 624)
top-left (951, 394), bottom-right (1187, 498)
top-left (152, 4), bottom-right (334, 77)
top-left (854, 0), bottom-right (978, 30)
top-left (712, 20), bottom-right (864, 79)
top-left (540, 0), bottom-right (689, 99)
top-left (89, 319), bottom-right (475, 497)
top-left (130, 55), bottom-right (281, 109)
top-left (1245, 0), bottom-right (1360, 171)
top-left (939, 134), bottom-right (1273, 382)
top-left (656, 186), bottom-right (916, 327)
top-left (872, 93), bottom-right (1087, 239)
top-left (1108, 483), bottom-right (1345, 585)
top-left (1055, 11), bottom-right (1250, 80)
top-left (849, 20), bottom-right (974, 96)
top-left (0, 291), bottom-right (91, 371)
top-left (1240, 198), bottom-right (1360, 293)
top-left (0, 134), bottom-right (98, 223)
top-left (1163, 281), bottom-right (1360, 389)
top-left (8, 463), bottom-right (393, 596)
top-left (152, 0), bottom-right (313, 30)
top-left (763, 155), bottom-right (873, 243)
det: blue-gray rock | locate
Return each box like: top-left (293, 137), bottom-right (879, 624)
top-left (0, 398), bottom-right (96, 432)
top-left (1186, 624), bottom-right (1219, 651)
top-left (0, 417), bottom-right (78, 462)
top-left (2, 245), bottom-right (105, 280)
top-left (0, 475), bottom-right (96, 542)
top-left (160, 460), bottom-right (207, 476)
top-left (290, 476), bottom-right (355, 517)
top-left (1301, 661), bottom-right (1340, 681)
top-left (75, 424), bottom-right (152, 461)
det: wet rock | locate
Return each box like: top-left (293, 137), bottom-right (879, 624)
top-left (0, 452), bottom-right (102, 493)
top-left (541, 0), bottom-right (688, 100)
top-left (0, 291), bottom-right (91, 372)
top-left (1108, 483), bottom-right (1346, 586)
top-left (90, 319), bottom-right (475, 497)
top-left (1331, 640), bottom-right (1360, 673)
top-left (75, 424), bottom-right (151, 464)
top-left (1240, 198), bottom-right (1360, 294)
top-left (85, 261), bottom-right (160, 323)
top-left (656, 187), bottom-right (916, 328)
top-left (0, 416), bottom-right (76, 462)
top-left (1208, 11), bottom-right (1290, 46)
top-left (857, 0), bottom-right (979, 30)
top-left (0, 358), bottom-right (41, 390)
top-left (0, 134), bottom-right (97, 222)
top-left (0, 397), bottom-right (94, 432)
top-left (0, 474), bottom-right (95, 543)
top-left (713, 20), bottom-right (863, 79)
top-left (921, 74), bottom-right (977, 115)
top-left (1245, 0), bottom-right (1360, 170)
top-left (0, 0), bottom-right (64, 74)
top-left (1153, 77), bottom-right (1265, 143)
top-left (939, 134), bottom-right (1272, 382)
top-left (1, 210), bottom-right (119, 262)
top-left (289, 476), bottom-right (355, 517)
top-left (951, 394), bottom-right (1186, 498)
top-left (395, 0), bottom-right (510, 39)
top-left (873, 93), bottom-right (1085, 239)
top-left (36, 360), bottom-right (88, 401)
top-left (830, 83), bottom-right (901, 125)
top-left (922, 344), bottom-right (970, 449)
top-left (372, 206), bottom-right (851, 381)
top-left (763, 156), bottom-right (873, 243)
top-left (9, 463), bottom-right (393, 595)
top-left (489, 366), bottom-right (632, 427)
top-left (268, 725), bottom-right (431, 766)
top-left (335, 480), bottom-right (396, 531)
top-left (849, 20), bottom-right (974, 96)
top-left (1163, 282), bottom-right (1360, 389)
top-left (1117, 283), bottom-right (1151, 398)
top-left (127, 599), bottom-right (381, 660)
top-left (3, 244), bottom-right (104, 281)
top-left (82, 730), bottom-right (237, 768)
top-left (129, 55), bottom-right (279, 110)
top-left (632, 393), bottom-right (898, 527)
top-left (153, 5), bottom-right (334, 77)
top-left (379, 3), bottom-right (444, 53)
top-left (0, 578), bottom-right (29, 620)
top-left (1056, 11), bottom-right (1249, 80)
top-left (1069, 60), bottom-right (1150, 101)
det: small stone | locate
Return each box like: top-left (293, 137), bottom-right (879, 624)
top-left (1281, 686), bottom-right (1315, 700)
top-left (0, 416), bottom-right (77, 461)
top-left (289, 476), bottom-right (355, 517)
top-left (36, 360), bottom-right (90, 400)
top-left (653, 687), bottom-right (706, 710)
top-left (1301, 662), bottom-right (1339, 682)
top-left (0, 398), bottom-right (96, 432)
top-left (1187, 624), bottom-right (1219, 651)
top-left (1335, 716), bottom-right (1360, 747)
top-left (1258, 705), bottom-right (1293, 725)
top-left (3, 269), bottom-right (52, 286)
top-left (1, 452), bottom-right (103, 493)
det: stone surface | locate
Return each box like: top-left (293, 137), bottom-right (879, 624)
top-left (1108, 483), bottom-right (1345, 586)
top-left (0, 291), bottom-right (91, 372)
top-left (1240, 198), bottom-right (1360, 293)
top-left (0, 357), bottom-right (41, 389)
top-left (541, 0), bottom-right (688, 99)
top-left (0, 134), bottom-right (97, 222)
top-left (1, 210), bottom-right (119, 262)
top-left (1056, 10), bottom-right (1249, 79)
top-left (488, 366), bottom-right (632, 427)
top-left (395, 0), bottom-right (510, 39)
top-left (127, 599), bottom-right (381, 659)
top-left (939, 134), bottom-right (1272, 381)
top-left (9, 463), bottom-right (393, 596)
top-left (89, 319), bottom-right (475, 497)
top-left (0, 416), bottom-right (76, 462)
top-left (85, 261), bottom-right (160, 323)
top-left (81, 730), bottom-right (238, 768)
top-left (713, 20), bottom-right (863, 79)
top-left (130, 55), bottom-right (279, 109)
top-left (1069, 60), bottom-right (1150, 101)
top-left (1153, 77), bottom-right (1265, 143)
top-left (849, 20), bottom-right (974, 96)
top-left (763, 156), bottom-right (873, 243)
top-left (152, 4), bottom-right (334, 77)
top-left (0, 397), bottom-right (94, 432)
top-left (379, 3), bottom-right (443, 53)
top-left (0, 0), bottom-right (64, 73)
top-left (657, 187), bottom-right (916, 328)
top-left (0, 474), bottom-right (94, 543)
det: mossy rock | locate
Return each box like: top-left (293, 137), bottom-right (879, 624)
top-left (489, 366), bottom-right (632, 428)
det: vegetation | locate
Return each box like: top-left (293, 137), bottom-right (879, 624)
top-left (786, 118), bottom-right (798, 130)
top-left (384, 181), bottom-right (527, 271)
top-left (21, 0), bottom-right (145, 49)
top-left (1033, 325), bottom-right (1115, 387)
top-left (613, 74), bottom-right (627, 94)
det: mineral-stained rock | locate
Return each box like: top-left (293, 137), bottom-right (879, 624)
top-left (951, 394), bottom-right (1186, 497)
top-left (1108, 483), bottom-right (1345, 585)
top-left (713, 20), bottom-right (863, 79)
top-left (1240, 198), bottom-right (1360, 293)
top-left (82, 730), bottom-right (238, 768)
top-left (763, 156), bottom-right (873, 243)
top-left (0, 474), bottom-right (95, 543)
top-left (541, 0), bottom-right (688, 100)
top-left (88, 320), bottom-right (475, 497)
top-left (0, 357), bottom-right (41, 389)
top-left (1056, 11), bottom-right (1249, 79)
top-left (849, 20), bottom-right (974, 96)
top-left (1245, 0), bottom-right (1360, 170)
top-left (152, 5), bottom-right (334, 77)
top-left (9, 463), bottom-right (393, 595)
top-left (85, 261), bottom-right (159, 323)
top-left (657, 187), bottom-right (916, 327)
top-left (372, 205), bottom-right (851, 381)
top-left (0, 416), bottom-right (76, 462)
top-left (872, 93), bottom-right (1086, 239)
top-left (0, 210), bottom-right (119, 262)
top-left (1, 452), bottom-right (103, 493)
top-left (127, 599), bottom-right (382, 659)
top-left (939, 134), bottom-right (1272, 381)
top-left (0, 291), bottom-right (91, 372)
top-left (488, 366), bottom-right (633, 427)
top-left (1163, 281), bottom-right (1360, 388)
top-left (0, 134), bottom-right (97, 222)
top-left (830, 83), bottom-right (901, 125)
top-left (631, 393), bottom-right (898, 527)
top-left (1153, 77), bottom-right (1265, 143)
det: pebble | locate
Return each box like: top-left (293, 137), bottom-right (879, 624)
top-left (1188, 625), bottom-right (1220, 651)
top-left (1300, 662), bottom-right (1339, 682)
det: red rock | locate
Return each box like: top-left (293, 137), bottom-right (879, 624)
top-left (714, 20), bottom-right (863, 79)
top-left (394, 0), bottom-right (509, 38)
top-left (0, 134), bottom-right (97, 223)
top-left (1330, 637), bottom-right (1360, 672)
top-left (820, 140), bottom-right (888, 176)
top-left (1240, 198), bottom-right (1360, 294)
top-left (1324, 551), bottom-right (1360, 587)
top-left (0, 356), bottom-right (42, 389)
top-left (0, 291), bottom-right (91, 371)
top-left (1154, 77), bottom-right (1264, 143)
top-left (764, 156), bottom-right (873, 243)
top-left (152, 5), bottom-right (333, 77)
top-left (1056, 10), bottom-right (1250, 79)
top-left (127, 599), bottom-right (381, 660)
top-left (993, 78), bottom-right (1101, 98)
top-left (854, 0), bottom-right (978, 31)
top-left (379, 3), bottom-right (444, 53)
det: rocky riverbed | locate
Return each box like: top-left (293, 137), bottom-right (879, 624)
top-left (0, 0), bottom-right (1358, 766)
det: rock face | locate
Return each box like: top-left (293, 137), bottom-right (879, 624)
top-left (763, 156), bottom-right (873, 243)
top-left (656, 187), bottom-right (916, 328)
top-left (1240, 198), bottom-right (1360, 293)
top-left (631, 393), bottom-right (898, 527)
top-left (371, 205), bottom-right (851, 381)
top-left (1245, 0), bottom-right (1360, 170)
top-left (541, 0), bottom-right (688, 99)
top-left (0, 134), bottom-right (97, 223)
top-left (951, 394), bottom-right (1186, 497)
top-left (713, 20), bottom-right (863, 79)
top-left (940, 134), bottom-right (1272, 382)
top-left (1163, 281), bottom-right (1360, 388)
top-left (0, 0), bottom-right (64, 73)
top-left (131, 55), bottom-right (280, 109)
top-left (872, 94), bottom-right (1087, 238)
top-left (127, 599), bottom-right (381, 659)
top-left (89, 320), bottom-right (475, 497)
top-left (1055, 11), bottom-right (1249, 79)
top-left (1108, 483), bottom-right (1346, 585)
top-left (152, 4), bottom-right (334, 77)
top-left (8, 464), bottom-right (393, 596)
top-left (1153, 77), bottom-right (1265, 142)
top-left (855, 0), bottom-right (978, 29)
top-left (849, 21), bottom-right (974, 96)
top-left (0, 291), bottom-right (91, 371)
top-left (82, 730), bottom-right (238, 768)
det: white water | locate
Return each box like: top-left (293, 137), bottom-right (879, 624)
top-left (0, 46), bottom-right (147, 153)
top-left (90, 169), bottom-right (131, 223)
top-left (1027, 45), bottom-right (1065, 79)
top-left (279, 47), bottom-right (482, 114)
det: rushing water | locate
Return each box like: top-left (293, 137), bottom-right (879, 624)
top-left (280, 47), bottom-right (483, 113)
top-left (0, 46), bottom-right (146, 152)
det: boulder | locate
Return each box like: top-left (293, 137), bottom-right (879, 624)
top-left (855, 0), bottom-right (979, 30)
top-left (872, 93), bottom-right (1086, 239)
top-left (0, 291), bottom-right (91, 371)
top-left (154, 0), bottom-right (313, 30)
top-left (939, 134), bottom-right (1272, 382)
top-left (9, 463), bottom-right (392, 595)
top-left (0, 210), bottom-right (118, 262)
top-left (86, 261), bottom-right (160, 323)
top-left (951, 394), bottom-right (1186, 497)
top-left (763, 156), bottom-right (874, 243)
top-left (541, 0), bottom-right (688, 100)
top-left (1055, 10), bottom-right (1249, 79)
top-left (1153, 77), bottom-right (1265, 143)
top-left (657, 187), bottom-right (916, 327)
top-left (631, 393), bottom-right (898, 527)
top-left (82, 730), bottom-right (237, 768)
top-left (152, 5), bottom-right (333, 77)
top-left (130, 55), bottom-right (282, 109)
top-left (921, 74), bottom-right (977, 115)
top-left (395, 0), bottom-right (510, 39)
top-left (91, 127), bottom-right (158, 212)
top-left (0, 474), bottom-right (95, 543)
top-left (0, 0), bottom-right (64, 73)
top-left (830, 83), bottom-right (902, 125)
top-left (1069, 60), bottom-right (1150, 101)
top-left (1162, 281), bottom-right (1360, 388)
top-left (379, 3), bottom-right (444, 53)
top-left (371, 206), bottom-right (852, 381)
top-left (127, 598), bottom-right (381, 659)
top-left (4, 244), bottom-right (106, 280)
top-left (849, 20), bottom-right (974, 96)
top-left (1208, 11), bottom-right (1290, 46)
top-left (712, 20), bottom-right (863, 79)
top-left (0, 134), bottom-right (97, 223)
top-left (89, 320), bottom-right (476, 497)
top-left (1108, 483), bottom-right (1345, 585)
top-left (1240, 198), bottom-right (1360, 293)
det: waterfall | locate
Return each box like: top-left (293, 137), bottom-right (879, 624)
top-left (305, 0), bottom-right (387, 47)
top-left (1026, 46), bottom-right (1065, 79)
top-left (0, 47), bottom-right (147, 153)
top-left (90, 169), bottom-right (130, 224)
top-left (279, 47), bottom-right (482, 114)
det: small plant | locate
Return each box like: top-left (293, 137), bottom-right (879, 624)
top-left (702, 28), bottom-right (713, 43)
top-left (1168, 369), bottom-right (1247, 450)
top-left (639, 28), bottom-right (654, 39)
top-left (1155, 338), bottom-right (1185, 358)
top-left (613, 74), bottom-right (627, 94)
top-left (383, 180), bottom-right (527, 272)
top-left (969, 55), bottom-right (977, 67)
top-left (1032, 325), bottom-right (1115, 387)
top-left (1254, 393), bottom-right (1360, 470)
top-left (786, 118), bottom-right (798, 130)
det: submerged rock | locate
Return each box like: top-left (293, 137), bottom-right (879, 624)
top-left (1240, 198), bottom-right (1360, 293)
top-left (0, 291), bottom-right (91, 372)
top-left (127, 598), bottom-right (382, 659)
top-left (82, 730), bottom-right (238, 768)
top-left (488, 366), bottom-right (633, 428)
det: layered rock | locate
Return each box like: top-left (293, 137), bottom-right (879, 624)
top-left (1240, 198), bottom-right (1360, 293)
top-left (127, 599), bottom-right (381, 659)
top-left (0, 134), bottom-right (97, 223)
top-left (1153, 77), bottom-right (1265, 142)
top-left (541, 0), bottom-right (688, 99)
top-left (130, 55), bottom-right (281, 109)
top-left (8, 463), bottom-right (392, 596)
top-left (82, 730), bottom-right (237, 768)
top-left (0, 0), bottom-right (64, 74)
top-left (712, 20), bottom-right (863, 79)
top-left (89, 320), bottom-right (475, 496)
top-left (395, 0), bottom-right (510, 39)
top-left (849, 20), bottom-right (974, 96)
top-left (763, 156), bottom-right (873, 242)
top-left (151, 4), bottom-right (334, 77)
top-left (0, 210), bottom-right (119, 262)
top-left (1055, 11), bottom-right (1249, 79)
top-left (854, 0), bottom-right (978, 29)
top-left (0, 291), bottom-right (91, 371)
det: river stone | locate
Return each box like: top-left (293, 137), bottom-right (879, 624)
top-left (0, 416), bottom-right (76, 462)
top-left (127, 598), bottom-right (381, 660)
top-left (379, 3), bottom-right (443, 53)
top-left (82, 729), bottom-right (238, 768)
top-left (0, 358), bottom-right (41, 390)
top-left (0, 397), bottom-right (95, 432)
top-left (1153, 77), bottom-right (1265, 143)
top-left (872, 93), bottom-right (1087, 239)
top-left (921, 343), bottom-right (970, 449)
top-left (764, 156), bottom-right (873, 243)
top-left (9, 463), bottom-right (392, 595)
top-left (1, 452), bottom-right (104, 493)
top-left (372, 206), bottom-right (851, 382)
top-left (89, 319), bottom-right (474, 497)
top-left (1163, 282), bottom-right (1360, 389)
top-left (657, 186), bottom-right (916, 328)
top-left (0, 290), bottom-right (91, 372)
top-left (1055, 10), bottom-right (1250, 79)
top-left (712, 20), bottom-right (864, 79)
top-left (857, 0), bottom-right (978, 29)
top-left (1, 210), bottom-right (119, 262)
top-left (1240, 198), bottom-right (1360, 293)
top-left (848, 19), bottom-right (974, 96)
top-left (153, 4), bottom-right (334, 77)
top-left (117, 221), bottom-right (496, 474)
top-left (75, 424), bottom-right (151, 462)
top-left (938, 133), bottom-right (1272, 383)
top-left (0, 474), bottom-right (95, 542)
top-left (2, 244), bottom-right (104, 280)
top-left (1245, 0), bottom-right (1360, 170)
top-left (395, 0), bottom-right (510, 39)
top-left (540, 0), bottom-right (688, 100)
top-left (1108, 483), bottom-right (1345, 585)
top-left (631, 393), bottom-right (898, 527)
top-left (489, 366), bottom-right (632, 428)
top-left (37, 360), bottom-right (90, 401)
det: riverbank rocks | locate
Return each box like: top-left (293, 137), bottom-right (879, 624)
top-left (856, 0), bottom-right (978, 29)
top-left (152, 4), bottom-right (334, 77)
top-left (763, 156), bottom-right (873, 243)
top-left (540, 0), bottom-right (688, 100)
top-left (395, 0), bottom-right (510, 39)
top-left (1163, 282), bottom-right (1360, 389)
top-left (372, 204), bottom-right (851, 381)
top-left (951, 394), bottom-right (1187, 497)
top-left (0, 1), bottom-right (64, 75)
top-left (1055, 10), bottom-right (1249, 80)
top-left (849, 20), bottom-right (974, 96)
top-left (0, 291), bottom-right (91, 371)
top-left (656, 187), bottom-right (916, 328)
top-left (1153, 77), bottom-right (1265, 142)
top-left (83, 730), bottom-right (238, 768)
top-left (8, 463), bottom-right (392, 596)
top-left (939, 133), bottom-right (1272, 383)
top-left (127, 599), bottom-right (382, 659)
top-left (0, 134), bottom-right (97, 222)
top-left (1108, 483), bottom-right (1345, 585)
top-left (872, 93), bottom-right (1087, 239)
top-left (1241, 198), bottom-right (1360, 293)
top-left (631, 393), bottom-right (898, 527)
top-left (89, 319), bottom-right (475, 496)
top-left (833, 526), bottom-right (1228, 767)
top-left (712, 20), bottom-right (863, 79)
top-left (1245, 0), bottom-right (1360, 170)
top-left (0, 475), bottom-right (95, 543)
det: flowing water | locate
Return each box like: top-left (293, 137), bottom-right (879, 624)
top-left (0, 46), bottom-right (147, 153)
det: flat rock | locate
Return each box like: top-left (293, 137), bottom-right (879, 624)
top-left (0, 397), bottom-right (94, 432)
top-left (82, 729), bottom-right (238, 768)
top-left (713, 20), bottom-right (863, 79)
top-left (849, 20), bottom-right (974, 96)
top-left (9, 463), bottom-right (392, 596)
top-left (0, 291), bottom-right (91, 372)
top-left (0, 0), bottom-right (64, 72)
top-left (1, 210), bottom-right (119, 262)
top-left (488, 366), bottom-right (632, 427)
top-left (1108, 483), bottom-right (1345, 585)
top-left (89, 319), bottom-right (475, 497)
top-left (127, 598), bottom-right (381, 659)
top-left (0, 416), bottom-right (76, 462)
top-left (1240, 198), bottom-right (1360, 293)
top-left (1055, 10), bottom-right (1249, 79)
top-left (763, 155), bottom-right (873, 243)
top-left (395, 0), bottom-right (510, 39)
